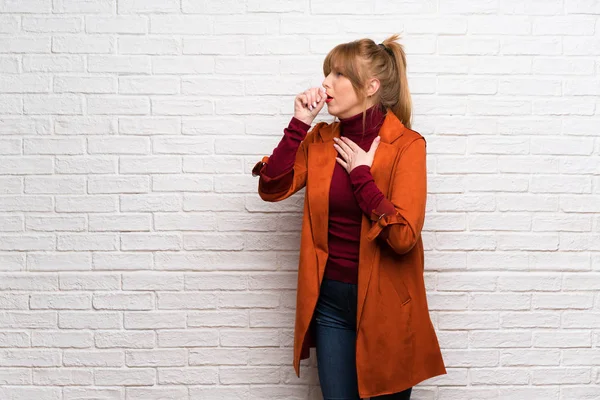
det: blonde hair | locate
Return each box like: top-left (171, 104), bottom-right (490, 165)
top-left (322, 33), bottom-right (412, 131)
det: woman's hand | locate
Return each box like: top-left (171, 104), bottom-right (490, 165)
top-left (334, 136), bottom-right (381, 173)
top-left (294, 87), bottom-right (327, 126)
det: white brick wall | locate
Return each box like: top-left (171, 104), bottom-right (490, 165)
top-left (0, 1), bottom-right (598, 399)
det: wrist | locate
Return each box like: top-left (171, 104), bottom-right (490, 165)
top-left (293, 115), bottom-right (313, 127)
top-left (289, 116), bottom-right (311, 136)
top-left (350, 164), bottom-right (371, 177)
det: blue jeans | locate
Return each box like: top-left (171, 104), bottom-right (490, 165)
top-left (314, 278), bottom-right (412, 400)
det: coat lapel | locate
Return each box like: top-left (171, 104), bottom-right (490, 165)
top-left (307, 122), bottom-right (339, 282)
top-left (356, 141), bottom-right (398, 329)
top-left (356, 110), bottom-right (404, 329)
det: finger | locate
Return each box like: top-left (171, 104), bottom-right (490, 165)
top-left (333, 143), bottom-right (349, 161)
top-left (309, 89), bottom-right (317, 110)
top-left (299, 94), bottom-right (308, 107)
top-left (301, 91), bottom-right (310, 110)
top-left (334, 137), bottom-right (353, 154)
top-left (304, 90), bottom-right (311, 110)
top-left (336, 147), bottom-right (352, 165)
top-left (335, 157), bottom-right (348, 170)
top-left (314, 87), bottom-right (322, 105)
top-left (314, 87), bottom-right (322, 103)
top-left (368, 136), bottom-right (381, 155)
top-left (315, 89), bottom-right (327, 111)
top-left (340, 136), bottom-right (360, 152)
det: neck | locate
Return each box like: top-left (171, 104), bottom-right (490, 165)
top-left (339, 103), bottom-right (386, 141)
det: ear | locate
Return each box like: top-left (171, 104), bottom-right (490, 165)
top-left (366, 77), bottom-right (380, 97)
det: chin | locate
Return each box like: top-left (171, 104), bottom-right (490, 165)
top-left (325, 104), bottom-right (341, 118)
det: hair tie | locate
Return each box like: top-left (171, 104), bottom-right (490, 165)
top-left (378, 42), bottom-right (393, 56)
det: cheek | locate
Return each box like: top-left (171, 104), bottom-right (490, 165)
top-left (336, 83), bottom-right (353, 101)
top-left (343, 82), bottom-right (357, 100)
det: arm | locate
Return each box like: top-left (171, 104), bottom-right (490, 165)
top-left (252, 119), bottom-right (323, 202)
top-left (363, 138), bottom-right (427, 254)
top-left (263, 117), bottom-right (311, 178)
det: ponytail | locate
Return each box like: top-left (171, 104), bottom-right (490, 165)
top-left (380, 34), bottom-right (412, 129)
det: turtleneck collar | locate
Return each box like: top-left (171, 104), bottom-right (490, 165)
top-left (339, 104), bottom-right (386, 147)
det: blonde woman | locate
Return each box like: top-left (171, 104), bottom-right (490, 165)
top-left (253, 34), bottom-right (446, 399)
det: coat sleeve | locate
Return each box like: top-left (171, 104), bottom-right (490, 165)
top-left (365, 137), bottom-right (427, 255)
top-left (252, 122), bottom-right (324, 202)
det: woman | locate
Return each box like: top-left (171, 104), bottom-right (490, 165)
top-left (252, 34), bottom-right (446, 399)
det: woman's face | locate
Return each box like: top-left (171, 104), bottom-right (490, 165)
top-left (322, 69), bottom-right (365, 119)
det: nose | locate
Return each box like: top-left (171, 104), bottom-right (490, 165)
top-left (322, 73), bottom-right (331, 90)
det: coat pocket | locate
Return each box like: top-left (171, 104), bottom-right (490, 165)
top-left (380, 264), bottom-right (411, 306)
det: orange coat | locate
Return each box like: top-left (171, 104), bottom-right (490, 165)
top-left (252, 109), bottom-right (446, 397)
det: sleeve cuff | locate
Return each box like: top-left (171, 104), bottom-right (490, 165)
top-left (289, 116), bottom-right (311, 133)
top-left (349, 164), bottom-right (373, 185)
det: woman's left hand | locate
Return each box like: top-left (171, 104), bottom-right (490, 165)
top-left (334, 136), bottom-right (381, 173)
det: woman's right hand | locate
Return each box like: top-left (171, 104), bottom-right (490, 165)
top-left (294, 87), bottom-right (327, 126)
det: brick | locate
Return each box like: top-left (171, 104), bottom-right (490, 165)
top-left (30, 293), bottom-right (91, 310)
top-left (52, 35), bottom-right (114, 54)
top-left (470, 331), bottom-right (532, 348)
top-left (62, 350), bottom-right (124, 367)
top-left (501, 349), bottom-right (560, 366)
top-left (533, 331), bottom-right (592, 348)
top-left (95, 331), bottom-right (155, 349)
top-left (59, 312), bottom-right (120, 329)
top-left (150, 15), bottom-right (212, 34)
top-left (188, 310), bottom-right (248, 327)
top-left (124, 311), bottom-right (185, 329)
top-left (532, 368), bottom-right (591, 384)
top-left (94, 368), bottom-right (155, 385)
top-left (87, 95), bottom-right (150, 115)
top-left (93, 293), bottom-right (154, 310)
top-left (118, 0), bottom-right (179, 13)
top-left (0, 36), bottom-right (50, 53)
top-left (166, 0), bottom-right (232, 13)
top-left (88, 55), bottom-right (151, 74)
top-left (89, 214), bottom-right (150, 231)
top-left (31, 331), bottom-right (94, 348)
top-left (119, 76), bottom-right (179, 95)
top-left (54, 0), bottom-right (114, 13)
top-left (54, 76), bottom-right (116, 94)
top-left (219, 367), bottom-right (280, 384)
top-left (33, 368), bottom-right (93, 385)
top-left (118, 36), bottom-right (181, 55)
top-left (0, 76), bottom-right (51, 93)
top-left (157, 330), bottom-right (218, 347)
top-left (64, 388), bottom-right (122, 399)
top-left (0, 349), bottom-right (61, 367)
top-left (125, 349), bottom-right (186, 367)
top-left (86, 16), bottom-right (147, 34)
top-left (119, 117), bottom-right (180, 135)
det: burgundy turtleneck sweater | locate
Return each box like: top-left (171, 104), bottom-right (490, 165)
top-left (264, 104), bottom-right (392, 284)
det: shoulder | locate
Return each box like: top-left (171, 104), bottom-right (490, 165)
top-left (403, 126), bottom-right (425, 142)
top-left (391, 126), bottom-right (426, 156)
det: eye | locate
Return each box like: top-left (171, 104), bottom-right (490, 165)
top-left (336, 71), bottom-right (343, 77)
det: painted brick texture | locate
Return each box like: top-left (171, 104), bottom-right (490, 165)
top-left (0, 1), bottom-right (599, 399)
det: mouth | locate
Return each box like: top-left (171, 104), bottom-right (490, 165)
top-left (326, 94), bottom-right (333, 103)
